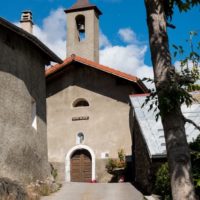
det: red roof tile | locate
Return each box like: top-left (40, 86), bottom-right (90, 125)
top-left (46, 54), bottom-right (148, 93)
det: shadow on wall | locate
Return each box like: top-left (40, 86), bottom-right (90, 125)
top-left (46, 62), bottom-right (138, 104)
top-left (0, 25), bottom-right (49, 183)
top-left (0, 26), bottom-right (47, 123)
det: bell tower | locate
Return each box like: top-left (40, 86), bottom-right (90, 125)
top-left (65, 0), bottom-right (102, 63)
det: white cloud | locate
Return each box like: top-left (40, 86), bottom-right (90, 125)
top-left (174, 60), bottom-right (198, 71)
top-left (16, 8), bottom-right (153, 88)
top-left (100, 30), bottom-right (153, 78)
top-left (100, 44), bottom-right (146, 75)
top-left (100, 43), bottom-right (154, 88)
top-left (33, 7), bottom-right (66, 59)
top-left (99, 30), bottom-right (111, 48)
top-left (100, 29), bottom-right (154, 88)
top-left (118, 28), bottom-right (136, 43)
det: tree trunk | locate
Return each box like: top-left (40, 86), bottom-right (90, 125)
top-left (144, 0), bottom-right (197, 199)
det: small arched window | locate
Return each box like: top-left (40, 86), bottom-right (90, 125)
top-left (76, 15), bottom-right (86, 41)
top-left (73, 98), bottom-right (89, 107)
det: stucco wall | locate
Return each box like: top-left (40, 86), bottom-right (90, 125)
top-left (0, 26), bottom-right (50, 183)
top-left (66, 9), bottom-right (99, 62)
top-left (47, 63), bottom-right (135, 182)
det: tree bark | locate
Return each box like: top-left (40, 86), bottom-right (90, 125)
top-left (144, 0), bottom-right (197, 199)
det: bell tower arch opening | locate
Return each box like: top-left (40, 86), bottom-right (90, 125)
top-left (76, 15), bottom-right (86, 41)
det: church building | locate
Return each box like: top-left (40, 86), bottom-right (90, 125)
top-left (46, 0), bottom-right (148, 183)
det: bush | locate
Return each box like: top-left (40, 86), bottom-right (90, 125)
top-left (50, 163), bottom-right (58, 180)
top-left (190, 135), bottom-right (200, 196)
top-left (27, 179), bottom-right (61, 197)
top-left (154, 163), bottom-right (171, 200)
top-left (154, 135), bottom-right (200, 199)
top-left (106, 149), bottom-right (126, 173)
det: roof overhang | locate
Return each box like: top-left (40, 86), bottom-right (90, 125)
top-left (0, 17), bottom-right (62, 64)
top-left (65, 6), bottom-right (102, 16)
top-left (46, 54), bottom-right (148, 94)
top-left (64, 0), bottom-right (102, 16)
top-left (130, 93), bottom-right (200, 158)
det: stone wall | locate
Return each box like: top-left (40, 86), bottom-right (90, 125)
top-left (0, 25), bottom-right (50, 183)
top-left (133, 118), bottom-right (166, 194)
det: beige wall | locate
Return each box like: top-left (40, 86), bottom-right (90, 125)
top-left (47, 85), bottom-right (132, 161)
top-left (66, 9), bottom-right (99, 62)
top-left (47, 64), bottom-right (135, 182)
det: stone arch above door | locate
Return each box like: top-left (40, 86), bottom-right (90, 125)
top-left (65, 145), bottom-right (96, 182)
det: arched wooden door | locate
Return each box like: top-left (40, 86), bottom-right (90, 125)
top-left (70, 149), bottom-right (92, 182)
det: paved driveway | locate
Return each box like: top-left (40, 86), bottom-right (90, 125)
top-left (42, 183), bottom-right (144, 200)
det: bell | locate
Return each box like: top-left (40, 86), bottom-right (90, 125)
top-left (78, 24), bottom-right (85, 33)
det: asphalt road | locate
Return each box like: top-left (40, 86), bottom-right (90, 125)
top-left (42, 182), bottom-right (144, 200)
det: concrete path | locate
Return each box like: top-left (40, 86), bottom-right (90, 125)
top-left (42, 183), bottom-right (144, 200)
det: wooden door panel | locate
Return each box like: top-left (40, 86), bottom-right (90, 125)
top-left (71, 149), bottom-right (92, 182)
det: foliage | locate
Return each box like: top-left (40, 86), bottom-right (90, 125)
top-left (142, 32), bottom-right (200, 121)
top-left (187, 84), bottom-right (200, 92)
top-left (164, 0), bottom-right (200, 22)
top-left (106, 149), bottom-right (126, 173)
top-left (51, 168), bottom-right (58, 180)
top-left (118, 149), bottom-right (126, 162)
top-left (190, 135), bottom-right (200, 195)
top-left (154, 135), bottom-right (200, 199)
top-left (50, 163), bottom-right (58, 180)
top-left (27, 179), bottom-right (62, 197)
top-left (154, 163), bottom-right (172, 200)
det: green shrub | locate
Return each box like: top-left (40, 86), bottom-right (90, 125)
top-left (106, 158), bottom-right (118, 173)
top-left (50, 163), bottom-right (58, 180)
top-left (105, 149), bottom-right (126, 173)
top-left (51, 168), bottom-right (58, 180)
top-left (190, 135), bottom-right (200, 196)
top-left (118, 149), bottom-right (126, 162)
top-left (154, 163), bottom-right (171, 200)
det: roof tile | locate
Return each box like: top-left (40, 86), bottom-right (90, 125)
top-left (46, 54), bottom-right (148, 93)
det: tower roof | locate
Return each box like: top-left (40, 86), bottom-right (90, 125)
top-left (65, 0), bottom-right (102, 15)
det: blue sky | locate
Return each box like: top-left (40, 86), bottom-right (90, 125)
top-left (0, 0), bottom-right (199, 81)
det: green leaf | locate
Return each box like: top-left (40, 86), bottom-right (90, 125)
top-left (172, 44), bottom-right (178, 50)
top-left (174, 51), bottom-right (177, 58)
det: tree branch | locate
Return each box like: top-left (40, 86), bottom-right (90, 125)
top-left (166, 22), bottom-right (176, 29)
top-left (183, 116), bottom-right (200, 131)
